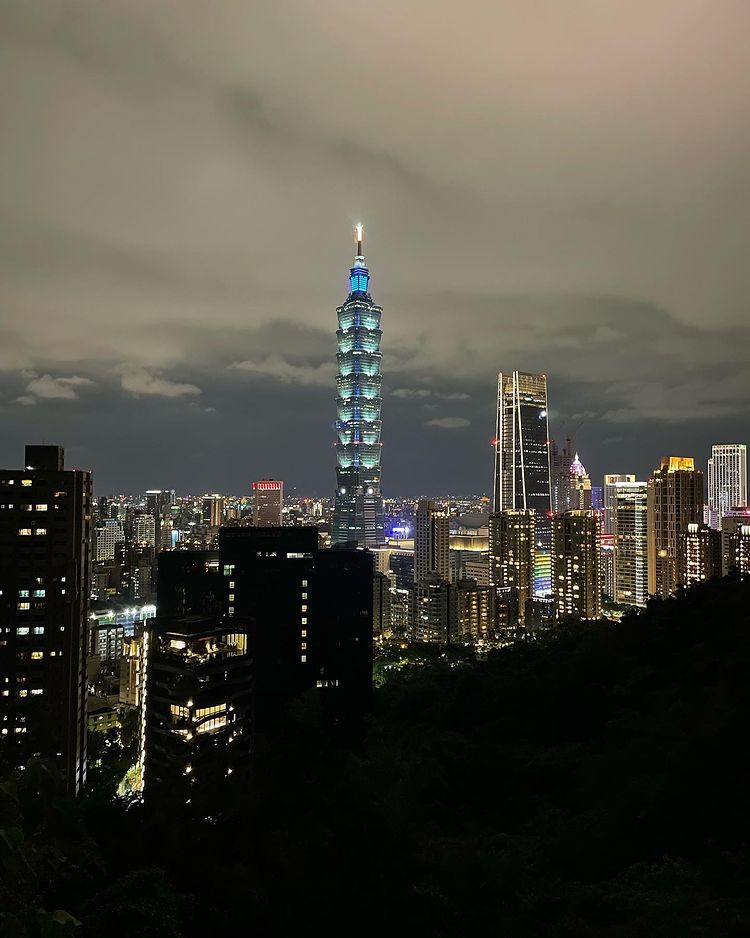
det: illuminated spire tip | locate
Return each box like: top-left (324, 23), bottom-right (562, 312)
top-left (355, 222), bottom-right (364, 257)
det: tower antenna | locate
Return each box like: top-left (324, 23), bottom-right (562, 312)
top-left (355, 222), bottom-right (364, 257)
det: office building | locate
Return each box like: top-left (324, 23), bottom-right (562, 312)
top-left (93, 518), bottom-right (124, 562)
top-left (647, 457), bottom-right (704, 599)
top-left (488, 509), bottom-right (535, 623)
top-left (552, 510), bottom-right (601, 621)
top-left (202, 494), bottom-right (224, 529)
top-left (145, 490), bottom-right (175, 552)
top-left (599, 534), bottom-right (616, 601)
top-left (0, 445), bottom-right (92, 793)
top-left (550, 437), bottom-right (574, 514)
top-left (133, 514), bottom-right (156, 547)
top-left (252, 480), bottom-right (283, 527)
top-left (414, 499), bottom-right (450, 583)
top-left (708, 444), bottom-right (747, 526)
top-left (721, 508), bottom-right (750, 578)
top-left (682, 523), bottom-right (721, 587)
top-left (569, 453), bottom-right (593, 510)
top-left (332, 225), bottom-right (385, 547)
top-left (613, 481), bottom-right (649, 608)
top-left (412, 575), bottom-right (452, 644)
top-left (603, 474), bottom-right (636, 535)
top-left (493, 371), bottom-right (552, 594)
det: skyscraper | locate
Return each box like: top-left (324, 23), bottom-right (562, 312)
top-left (332, 224), bottom-right (385, 547)
top-left (682, 523), bottom-right (721, 587)
top-left (414, 500), bottom-right (450, 583)
top-left (647, 457), bottom-right (704, 599)
top-left (613, 480), bottom-right (649, 608)
top-left (493, 371), bottom-right (552, 594)
top-left (569, 453), bottom-right (593, 510)
top-left (488, 509), bottom-right (535, 624)
top-left (552, 510), bottom-right (601, 621)
top-left (0, 445), bottom-right (92, 793)
top-left (721, 508), bottom-right (750, 578)
top-left (603, 473), bottom-right (636, 535)
top-left (708, 444), bottom-right (747, 526)
top-left (252, 480), bottom-right (283, 527)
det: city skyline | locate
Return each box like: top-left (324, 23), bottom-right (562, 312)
top-left (1, 3), bottom-right (749, 494)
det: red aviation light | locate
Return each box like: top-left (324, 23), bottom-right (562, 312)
top-left (252, 481), bottom-right (282, 491)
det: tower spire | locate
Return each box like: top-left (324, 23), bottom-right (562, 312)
top-left (355, 222), bottom-right (364, 258)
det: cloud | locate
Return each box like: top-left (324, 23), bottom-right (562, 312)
top-left (392, 388), bottom-right (469, 400)
top-left (425, 417), bottom-right (471, 429)
top-left (15, 395), bottom-right (37, 406)
top-left (21, 373), bottom-right (93, 401)
top-left (120, 367), bottom-right (201, 398)
top-left (230, 355), bottom-right (335, 387)
top-left (392, 388), bottom-right (431, 399)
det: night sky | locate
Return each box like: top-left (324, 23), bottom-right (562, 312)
top-left (1, 1), bottom-right (748, 495)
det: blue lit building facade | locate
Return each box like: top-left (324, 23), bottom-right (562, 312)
top-left (332, 227), bottom-right (385, 547)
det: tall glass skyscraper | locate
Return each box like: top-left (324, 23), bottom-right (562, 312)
top-left (332, 225), bottom-right (385, 547)
top-left (493, 371), bottom-right (552, 595)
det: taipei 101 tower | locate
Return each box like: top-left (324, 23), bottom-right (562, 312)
top-left (332, 224), bottom-right (385, 547)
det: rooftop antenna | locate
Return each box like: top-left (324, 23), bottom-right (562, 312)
top-left (355, 222), bottom-right (364, 257)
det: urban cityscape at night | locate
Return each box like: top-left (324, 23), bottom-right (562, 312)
top-left (1, 3), bottom-right (749, 935)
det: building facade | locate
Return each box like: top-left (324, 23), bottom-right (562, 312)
top-left (682, 523), bottom-right (722, 587)
top-left (552, 510), bottom-right (601, 621)
top-left (332, 225), bottom-right (385, 547)
top-left (613, 480), bottom-right (649, 608)
top-left (493, 371), bottom-right (552, 594)
top-left (604, 474), bottom-right (636, 535)
top-left (647, 457), bottom-right (704, 599)
top-left (0, 445), bottom-right (92, 793)
top-left (720, 508), bottom-right (750, 578)
top-left (488, 509), bottom-right (535, 624)
top-left (708, 444), bottom-right (747, 527)
top-left (252, 480), bottom-right (283, 527)
top-left (414, 499), bottom-right (450, 583)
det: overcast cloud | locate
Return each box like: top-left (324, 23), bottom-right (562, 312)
top-left (0, 0), bottom-right (748, 494)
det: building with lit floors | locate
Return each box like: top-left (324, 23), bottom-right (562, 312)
top-left (682, 524), bottom-right (721, 587)
top-left (332, 225), bottom-right (385, 547)
top-left (708, 444), bottom-right (747, 527)
top-left (412, 575), bottom-right (452, 644)
top-left (202, 494), bottom-right (224, 529)
top-left (488, 509), bottom-right (535, 624)
top-left (552, 510), bottom-right (602, 621)
top-left (0, 445), bottom-right (92, 793)
top-left (647, 457), bottom-right (704, 599)
top-left (253, 480), bottom-right (283, 526)
top-left (569, 453), bottom-right (593, 510)
top-left (721, 509), bottom-right (750, 578)
top-left (604, 474), bottom-right (636, 535)
top-left (493, 371), bottom-right (552, 594)
top-left (613, 481), bottom-right (649, 608)
top-left (141, 616), bottom-right (253, 799)
top-left (415, 500), bottom-right (450, 582)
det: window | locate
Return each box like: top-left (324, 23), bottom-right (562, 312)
top-left (17, 603), bottom-right (30, 611)
top-left (35, 528), bottom-right (47, 536)
top-left (301, 617), bottom-right (307, 625)
top-left (30, 689), bottom-right (43, 696)
top-left (21, 480), bottom-right (32, 487)
top-left (301, 580), bottom-right (308, 587)
top-left (15, 627), bottom-right (29, 636)
top-left (32, 627), bottom-right (44, 635)
top-left (301, 630), bottom-right (307, 637)
top-left (33, 590), bottom-right (45, 598)
top-left (18, 590), bottom-right (29, 598)
top-left (35, 504), bottom-right (48, 511)
top-left (228, 593), bottom-right (235, 602)
top-left (300, 655), bottom-right (307, 663)
top-left (18, 529), bottom-right (32, 536)
top-left (30, 651), bottom-right (43, 660)
top-left (301, 592), bottom-right (308, 600)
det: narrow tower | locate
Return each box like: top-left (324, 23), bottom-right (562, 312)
top-left (332, 225), bottom-right (385, 547)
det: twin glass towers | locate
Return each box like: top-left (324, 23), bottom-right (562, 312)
top-left (332, 225), bottom-right (385, 547)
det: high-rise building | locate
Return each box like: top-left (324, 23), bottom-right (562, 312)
top-left (569, 453), bottom-right (593, 510)
top-left (721, 508), bottom-right (750, 578)
top-left (550, 437), bottom-right (574, 514)
top-left (603, 474), bottom-right (636, 535)
top-left (647, 457), bottom-right (704, 599)
top-left (492, 371), bottom-right (552, 594)
top-left (93, 518), bottom-right (125, 562)
top-left (202, 494), bottom-right (224, 529)
top-left (613, 481), bottom-right (649, 608)
top-left (252, 480), bottom-right (283, 527)
top-left (414, 500), bottom-right (450, 583)
top-left (552, 510), bottom-right (601, 621)
top-left (145, 490), bottom-right (175, 553)
top-left (412, 575), bottom-right (452, 644)
top-left (0, 445), bottom-right (92, 793)
top-left (708, 444), bottom-right (747, 527)
top-left (488, 509), bottom-right (535, 624)
top-left (133, 514), bottom-right (156, 547)
top-left (332, 225), bottom-right (385, 547)
top-left (682, 523), bottom-right (722, 587)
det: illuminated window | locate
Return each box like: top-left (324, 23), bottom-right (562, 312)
top-left (17, 602), bottom-right (30, 611)
top-left (31, 689), bottom-right (43, 696)
top-left (301, 630), bottom-right (307, 637)
top-left (228, 593), bottom-right (235, 602)
top-left (31, 651), bottom-right (43, 660)
top-left (18, 689), bottom-right (28, 698)
top-left (301, 617), bottom-right (307, 625)
top-left (170, 705), bottom-right (190, 720)
top-left (300, 655), bottom-right (307, 663)
top-left (21, 480), bottom-right (32, 487)
top-left (15, 627), bottom-right (29, 636)
top-left (18, 529), bottom-right (32, 536)
top-left (18, 590), bottom-right (29, 597)
top-left (301, 642), bottom-right (307, 650)
top-left (301, 580), bottom-right (308, 587)
top-left (301, 592), bottom-right (308, 600)
top-left (35, 504), bottom-right (48, 511)
top-left (33, 590), bottom-right (45, 598)
top-left (32, 627), bottom-right (44, 635)
top-left (35, 528), bottom-right (47, 536)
